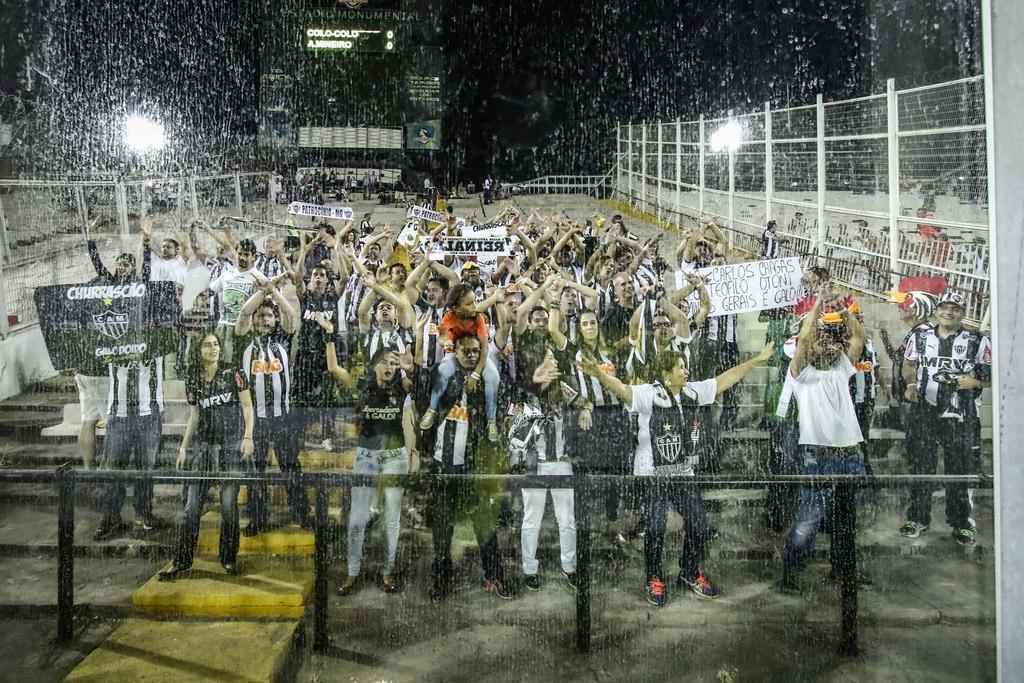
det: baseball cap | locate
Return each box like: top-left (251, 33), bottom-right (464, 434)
top-left (937, 291), bottom-right (966, 309)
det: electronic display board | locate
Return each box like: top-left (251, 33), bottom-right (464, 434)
top-left (304, 26), bottom-right (397, 52)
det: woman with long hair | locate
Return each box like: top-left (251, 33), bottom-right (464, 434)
top-left (550, 307), bottom-right (632, 524)
top-left (325, 322), bottom-right (419, 595)
top-left (159, 331), bottom-right (254, 580)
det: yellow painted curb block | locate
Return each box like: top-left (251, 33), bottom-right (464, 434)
top-left (197, 512), bottom-right (316, 557)
top-left (132, 557), bottom-right (314, 619)
top-left (65, 618), bottom-right (299, 683)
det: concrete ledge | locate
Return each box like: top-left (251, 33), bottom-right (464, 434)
top-left (65, 618), bottom-right (299, 682)
top-left (132, 557), bottom-right (313, 619)
top-left (197, 512), bottom-right (315, 558)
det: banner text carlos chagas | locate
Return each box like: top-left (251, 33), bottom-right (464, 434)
top-left (683, 257), bottom-right (804, 317)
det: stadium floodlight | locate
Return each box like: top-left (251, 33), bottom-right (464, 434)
top-left (709, 119), bottom-right (743, 153)
top-left (125, 115), bottom-right (165, 152)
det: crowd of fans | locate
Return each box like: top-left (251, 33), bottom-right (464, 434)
top-left (71, 201), bottom-right (991, 606)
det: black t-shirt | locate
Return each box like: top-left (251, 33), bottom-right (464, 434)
top-left (186, 366), bottom-right (249, 445)
top-left (355, 378), bottom-right (408, 451)
top-left (297, 290), bottom-right (338, 369)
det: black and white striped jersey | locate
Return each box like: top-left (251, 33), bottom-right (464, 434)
top-left (364, 325), bottom-right (412, 359)
top-left (905, 326), bottom-right (992, 420)
top-left (433, 391), bottom-right (472, 468)
top-left (849, 338), bottom-right (879, 405)
top-left (761, 229), bottom-right (781, 259)
top-left (107, 358), bottom-right (164, 418)
top-left (571, 346), bottom-right (621, 408)
top-left (415, 304), bottom-right (447, 368)
top-left (239, 334), bottom-right (292, 419)
top-left (703, 314), bottom-right (738, 344)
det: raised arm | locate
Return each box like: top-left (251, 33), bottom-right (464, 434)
top-left (660, 297), bottom-right (692, 340)
top-left (429, 260), bottom-right (460, 287)
top-left (87, 238), bottom-right (112, 280)
top-left (548, 306), bottom-right (568, 351)
top-left (714, 342), bottom-right (774, 397)
top-left (515, 275), bottom-right (553, 334)
top-left (579, 356), bottom-right (634, 404)
top-left (627, 299), bottom-right (646, 346)
top-left (789, 293), bottom-right (823, 377)
top-left (844, 308), bottom-right (866, 364)
top-left (324, 323), bottom-right (354, 388)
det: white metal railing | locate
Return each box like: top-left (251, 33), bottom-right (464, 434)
top-left (512, 175), bottom-right (612, 196)
top-left (613, 75), bottom-right (990, 322)
top-left (0, 171), bottom-right (274, 336)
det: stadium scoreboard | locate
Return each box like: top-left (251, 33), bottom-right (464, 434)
top-left (304, 26), bottom-right (397, 52)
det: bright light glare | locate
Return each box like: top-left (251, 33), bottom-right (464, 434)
top-left (125, 115), bottom-right (165, 152)
top-left (710, 120), bottom-right (743, 153)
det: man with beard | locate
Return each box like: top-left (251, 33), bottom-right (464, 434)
top-left (292, 261), bottom-right (339, 450)
top-left (779, 287), bottom-right (867, 592)
top-left (209, 238), bottom-right (268, 364)
top-left (601, 271), bottom-right (639, 349)
top-left (235, 281), bottom-right (310, 534)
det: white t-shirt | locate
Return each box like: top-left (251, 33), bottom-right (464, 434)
top-left (209, 264), bottom-right (268, 327)
top-left (790, 354), bottom-right (863, 447)
top-left (150, 255), bottom-right (187, 288)
top-left (628, 379), bottom-right (718, 476)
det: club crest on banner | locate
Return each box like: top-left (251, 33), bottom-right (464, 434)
top-left (92, 310), bottom-right (130, 340)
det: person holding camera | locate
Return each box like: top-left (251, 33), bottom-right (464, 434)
top-left (899, 291), bottom-right (990, 546)
top-left (778, 287), bottom-right (867, 592)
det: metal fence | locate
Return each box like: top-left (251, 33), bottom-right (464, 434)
top-left (0, 466), bottom-right (993, 657)
top-left (0, 172), bottom-right (274, 335)
top-left (615, 76), bottom-right (990, 321)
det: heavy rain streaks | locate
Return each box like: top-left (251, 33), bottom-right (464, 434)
top-left (0, 0), bottom-right (998, 681)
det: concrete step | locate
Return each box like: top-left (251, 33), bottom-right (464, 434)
top-left (197, 511), bottom-right (315, 558)
top-left (65, 618), bottom-right (299, 682)
top-left (132, 555), bottom-right (314, 618)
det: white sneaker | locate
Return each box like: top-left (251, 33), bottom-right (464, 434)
top-left (321, 438), bottom-right (334, 451)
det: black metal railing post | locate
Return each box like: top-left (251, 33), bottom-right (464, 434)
top-left (574, 472), bottom-right (592, 654)
top-left (313, 479), bottom-right (330, 653)
top-left (56, 463), bottom-right (76, 643)
top-left (835, 481), bottom-right (859, 656)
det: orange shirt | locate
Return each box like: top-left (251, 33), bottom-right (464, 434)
top-left (439, 311), bottom-right (488, 349)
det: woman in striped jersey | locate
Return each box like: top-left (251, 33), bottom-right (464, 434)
top-left (326, 333), bottom-right (419, 595)
top-left (550, 308), bottom-right (631, 524)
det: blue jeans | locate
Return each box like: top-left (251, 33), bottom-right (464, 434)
top-left (173, 441), bottom-right (242, 568)
top-left (99, 413), bottom-right (162, 521)
top-left (644, 478), bottom-right (712, 582)
top-left (429, 355), bottom-right (499, 420)
top-left (347, 447), bottom-right (409, 577)
top-left (783, 446), bottom-right (865, 576)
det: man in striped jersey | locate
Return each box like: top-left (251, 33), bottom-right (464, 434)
top-left (427, 334), bottom-right (513, 601)
top-left (236, 282), bottom-right (309, 534)
top-left (760, 220), bottom-right (787, 260)
top-left (900, 291), bottom-right (991, 546)
top-left (93, 355), bottom-right (165, 541)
